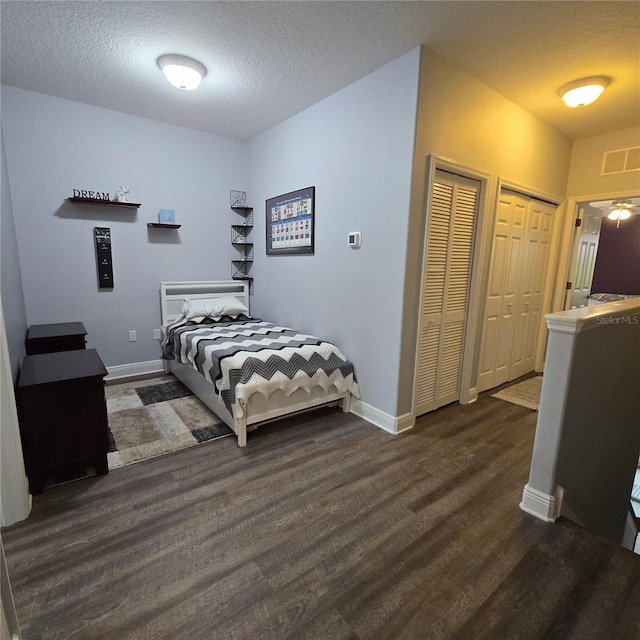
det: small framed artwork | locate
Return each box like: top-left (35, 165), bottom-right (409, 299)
top-left (266, 186), bottom-right (315, 255)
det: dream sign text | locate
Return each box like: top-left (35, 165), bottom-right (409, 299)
top-left (72, 188), bottom-right (110, 200)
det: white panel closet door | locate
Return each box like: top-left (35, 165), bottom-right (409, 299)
top-left (478, 190), bottom-right (556, 391)
top-left (415, 170), bottom-right (479, 416)
top-left (477, 191), bottom-right (527, 390)
top-left (510, 198), bottom-right (555, 380)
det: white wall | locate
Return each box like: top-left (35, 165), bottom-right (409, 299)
top-left (1, 87), bottom-right (247, 368)
top-left (566, 126), bottom-right (640, 198)
top-left (399, 48), bottom-right (574, 414)
top-left (248, 49), bottom-right (421, 417)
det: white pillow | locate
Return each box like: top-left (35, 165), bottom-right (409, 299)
top-left (181, 296), bottom-right (249, 320)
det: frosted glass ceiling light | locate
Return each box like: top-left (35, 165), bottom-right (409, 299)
top-left (559, 76), bottom-right (610, 108)
top-left (608, 201), bottom-right (633, 228)
top-left (608, 209), bottom-right (631, 221)
top-left (157, 54), bottom-right (206, 90)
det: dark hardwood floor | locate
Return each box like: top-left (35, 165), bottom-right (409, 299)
top-left (3, 390), bottom-right (640, 639)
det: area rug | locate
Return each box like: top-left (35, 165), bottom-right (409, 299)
top-left (106, 375), bottom-right (233, 470)
top-left (491, 376), bottom-right (543, 411)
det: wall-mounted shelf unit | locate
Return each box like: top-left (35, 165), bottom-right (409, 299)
top-left (67, 197), bottom-right (141, 209)
top-left (147, 223), bottom-right (181, 229)
top-left (231, 200), bottom-right (253, 294)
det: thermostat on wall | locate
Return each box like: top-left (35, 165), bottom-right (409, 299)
top-left (348, 231), bottom-right (361, 249)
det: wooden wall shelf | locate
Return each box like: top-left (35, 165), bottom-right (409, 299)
top-left (67, 197), bottom-right (141, 209)
top-left (147, 223), bottom-right (181, 229)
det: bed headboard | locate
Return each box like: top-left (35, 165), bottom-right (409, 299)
top-left (160, 281), bottom-right (250, 325)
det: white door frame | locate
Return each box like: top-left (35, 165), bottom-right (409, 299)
top-left (1, 536), bottom-right (22, 639)
top-left (0, 297), bottom-right (30, 528)
top-left (0, 295), bottom-right (27, 639)
top-left (412, 155), bottom-right (491, 419)
top-left (552, 189), bottom-right (640, 313)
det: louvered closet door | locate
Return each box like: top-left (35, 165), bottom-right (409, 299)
top-left (416, 170), bottom-right (479, 416)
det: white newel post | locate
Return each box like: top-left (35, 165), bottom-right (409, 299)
top-left (520, 323), bottom-right (575, 522)
top-left (520, 298), bottom-right (640, 544)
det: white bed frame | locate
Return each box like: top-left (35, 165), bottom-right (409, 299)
top-left (160, 281), bottom-right (352, 446)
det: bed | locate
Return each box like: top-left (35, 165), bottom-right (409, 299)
top-left (160, 281), bottom-right (360, 446)
top-left (588, 293), bottom-right (640, 306)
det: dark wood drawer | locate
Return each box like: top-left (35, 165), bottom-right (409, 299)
top-left (17, 349), bottom-right (108, 494)
top-left (25, 322), bottom-right (87, 355)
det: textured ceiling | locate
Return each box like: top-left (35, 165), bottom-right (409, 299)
top-left (1, 1), bottom-right (639, 141)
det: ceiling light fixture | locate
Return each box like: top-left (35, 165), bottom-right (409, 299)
top-left (157, 54), bottom-right (206, 90)
top-left (607, 200), bottom-right (634, 228)
top-left (559, 76), bottom-right (610, 108)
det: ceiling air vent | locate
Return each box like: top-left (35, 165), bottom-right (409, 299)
top-left (601, 146), bottom-right (640, 175)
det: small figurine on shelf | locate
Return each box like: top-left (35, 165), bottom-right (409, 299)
top-left (113, 185), bottom-right (130, 202)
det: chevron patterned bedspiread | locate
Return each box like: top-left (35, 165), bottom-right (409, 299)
top-left (159, 280), bottom-right (361, 447)
top-left (163, 318), bottom-right (360, 413)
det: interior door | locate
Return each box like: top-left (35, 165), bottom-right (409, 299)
top-left (478, 190), bottom-right (556, 391)
top-left (415, 170), bottom-right (479, 416)
top-left (566, 205), bottom-right (603, 309)
top-left (477, 190), bottom-right (527, 391)
top-left (510, 198), bottom-right (555, 379)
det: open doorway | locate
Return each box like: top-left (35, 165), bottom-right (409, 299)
top-left (564, 194), bottom-right (640, 555)
top-left (565, 195), bottom-right (640, 310)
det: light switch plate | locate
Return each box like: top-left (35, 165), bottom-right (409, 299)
top-left (348, 231), bottom-right (361, 248)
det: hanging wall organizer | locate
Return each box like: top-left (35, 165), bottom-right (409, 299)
top-left (94, 227), bottom-right (114, 288)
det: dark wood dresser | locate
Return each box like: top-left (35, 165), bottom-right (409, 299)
top-left (17, 348), bottom-right (109, 494)
top-left (25, 321), bottom-right (87, 355)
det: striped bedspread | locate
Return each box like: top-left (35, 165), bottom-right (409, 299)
top-left (162, 317), bottom-right (360, 411)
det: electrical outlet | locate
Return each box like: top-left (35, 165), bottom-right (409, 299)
top-left (129, 330), bottom-right (136, 342)
top-left (154, 329), bottom-right (162, 340)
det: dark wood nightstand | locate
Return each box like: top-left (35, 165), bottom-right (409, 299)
top-left (25, 322), bottom-right (87, 355)
top-left (17, 349), bottom-right (109, 494)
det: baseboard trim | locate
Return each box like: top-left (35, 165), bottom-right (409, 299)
top-left (519, 483), bottom-right (563, 522)
top-left (350, 399), bottom-right (414, 435)
top-left (460, 386), bottom-right (479, 405)
top-left (106, 359), bottom-right (165, 382)
top-left (105, 366), bottom-right (415, 438)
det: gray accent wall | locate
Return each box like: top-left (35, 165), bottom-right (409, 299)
top-left (1, 123), bottom-right (27, 380)
top-left (0, 46), bottom-right (581, 425)
top-left (1, 49), bottom-right (421, 421)
top-left (1, 87), bottom-right (247, 367)
top-left (247, 49), bottom-right (421, 417)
